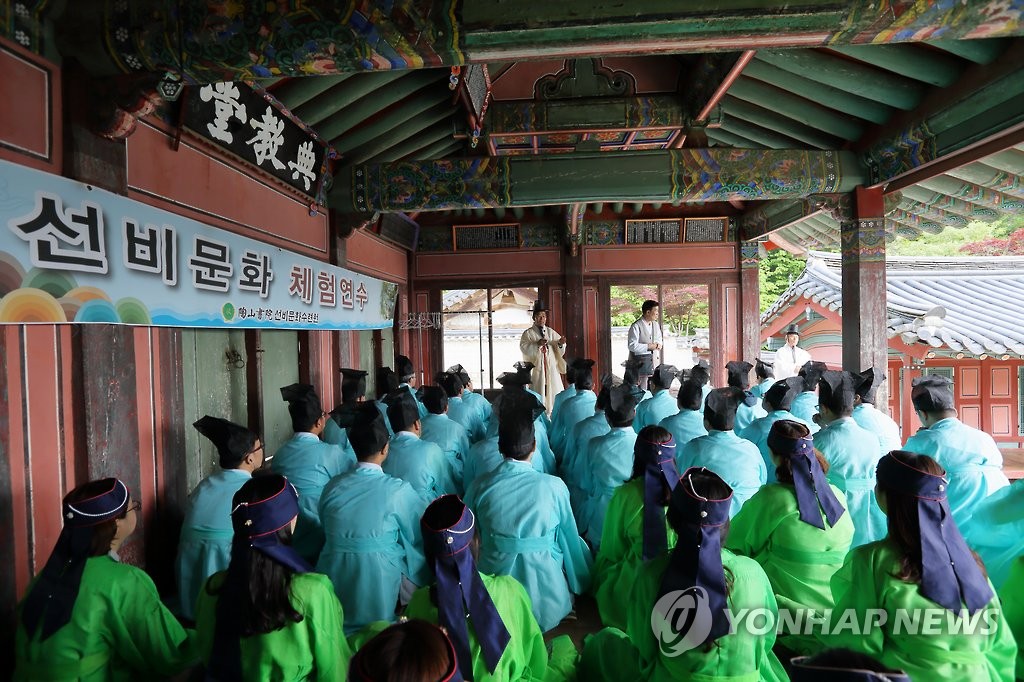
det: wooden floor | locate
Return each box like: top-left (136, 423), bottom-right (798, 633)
top-left (1002, 449), bottom-right (1024, 479)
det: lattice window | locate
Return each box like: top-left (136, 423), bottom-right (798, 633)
top-left (683, 217), bottom-right (728, 243)
top-left (625, 219), bottom-right (681, 244)
top-left (378, 213), bottom-right (419, 250)
top-left (452, 223), bottom-right (522, 250)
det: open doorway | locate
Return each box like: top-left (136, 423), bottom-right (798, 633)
top-left (609, 283), bottom-right (711, 376)
top-left (442, 287), bottom-right (538, 390)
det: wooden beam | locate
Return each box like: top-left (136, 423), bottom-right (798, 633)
top-left (60, 2), bottom-right (1024, 83)
top-left (333, 149), bottom-right (864, 212)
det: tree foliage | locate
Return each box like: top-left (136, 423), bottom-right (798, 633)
top-left (609, 285), bottom-right (710, 332)
top-left (958, 226), bottom-right (1024, 255)
top-left (759, 248), bottom-right (805, 313)
top-left (885, 221), bottom-right (1003, 256)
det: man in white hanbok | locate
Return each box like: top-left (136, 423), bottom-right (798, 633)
top-left (519, 300), bottom-right (566, 414)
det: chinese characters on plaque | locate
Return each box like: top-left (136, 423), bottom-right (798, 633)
top-left (188, 82), bottom-right (324, 196)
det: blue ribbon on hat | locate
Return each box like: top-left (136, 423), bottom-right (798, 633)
top-left (636, 437), bottom-right (680, 560)
top-left (422, 496), bottom-right (510, 680)
top-left (767, 423), bottom-right (845, 530)
top-left (876, 453), bottom-right (993, 614)
top-left (21, 478), bottom-right (131, 641)
top-left (209, 476), bottom-right (311, 682)
top-left (658, 468), bottom-right (733, 646)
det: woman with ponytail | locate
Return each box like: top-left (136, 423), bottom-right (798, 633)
top-left (823, 450), bottom-right (1015, 680)
top-left (727, 419), bottom-right (853, 654)
top-left (14, 478), bottom-right (196, 680)
top-left (195, 474), bottom-right (351, 681)
top-left (592, 425), bottom-right (679, 630)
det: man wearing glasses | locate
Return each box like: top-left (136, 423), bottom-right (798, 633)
top-left (627, 300), bottom-right (663, 391)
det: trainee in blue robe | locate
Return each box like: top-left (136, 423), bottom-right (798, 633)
top-left (658, 409), bottom-right (708, 450)
top-left (852, 403), bottom-right (902, 456)
top-left (677, 430), bottom-right (766, 516)
top-left (903, 417), bottom-right (1009, 528)
top-left (446, 395), bottom-right (484, 444)
top-left (749, 378), bottom-right (776, 398)
top-left (790, 391), bottom-right (820, 433)
top-left (419, 413), bottom-right (470, 494)
top-left (487, 405), bottom-right (557, 474)
top-left (813, 416), bottom-right (886, 548)
top-left (375, 399), bottom-right (395, 437)
top-left (316, 463), bottom-right (429, 634)
top-left (561, 412), bottom-right (611, 515)
top-left (962, 478), bottom-right (1024, 588)
top-left (551, 390), bottom-right (598, 460)
top-left (733, 400), bottom-right (768, 435)
top-left (462, 389), bottom-right (492, 439)
top-left (466, 459), bottom-right (593, 631)
top-left (463, 436), bottom-right (546, 493)
top-left (382, 431), bottom-right (459, 502)
top-left (175, 468), bottom-right (251, 620)
top-left (633, 391), bottom-right (678, 433)
top-left (577, 427), bottom-right (639, 551)
top-left (551, 386), bottom-right (578, 424)
top-left (737, 409), bottom-right (809, 484)
top-left (400, 383), bottom-right (429, 419)
top-left (271, 432), bottom-right (356, 561)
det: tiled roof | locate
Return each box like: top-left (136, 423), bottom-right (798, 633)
top-left (763, 251), bottom-right (1024, 356)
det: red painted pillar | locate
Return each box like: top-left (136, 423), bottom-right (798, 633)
top-left (841, 186), bottom-right (889, 405)
top-left (740, 241), bottom-right (761, 365)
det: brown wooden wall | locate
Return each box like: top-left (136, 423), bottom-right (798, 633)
top-left (0, 38), bottom-right (409, 660)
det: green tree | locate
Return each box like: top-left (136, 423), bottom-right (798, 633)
top-left (759, 248), bottom-right (805, 313)
top-left (885, 221), bottom-right (1003, 256)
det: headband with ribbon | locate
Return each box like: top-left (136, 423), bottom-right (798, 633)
top-left (21, 478), bottom-right (131, 641)
top-left (635, 436), bottom-right (680, 560)
top-left (789, 656), bottom-right (911, 682)
top-left (422, 495), bottom-right (510, 680)
top-left (658, 468), bottom-right (733, 646)
top-left (876, 452), bottom-right (993, 614)
top-left (767, 420), bottom-right (845, 530)
top-left (208, 475), bottom-right (311, 682)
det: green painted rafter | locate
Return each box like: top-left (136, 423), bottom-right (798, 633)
top-left (334, 87), bottom-right (454, 155)
top-left (741, 60), bottom-right (894, 125)
top-left (720, 96), bottom-right (839, 149)
top-left (913, 175), bottom-right (1023, 214)
top-left (319, 70), bottom-right (449, 144)
top-left (729, 77), bottom-right (864, 140)
top-left (756, 50), bottom-right (926, 110)
top-left (294, 71), bottom-right (407, 126)
top-left (827, 44), bottom-right (964, 88)
top-left (273, 74), bottom-right (353, 110)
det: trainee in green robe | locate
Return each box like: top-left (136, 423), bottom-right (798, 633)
top-left (726, 482), bottom-right (854, 653)
top-left (405, 572), bottom-right (548, 682)
top-left (996, 555), bottom-right (1024, 680)
top-left (14, 555), bottom-right (198, 681)
top-left (196, 571), bottom-right (352, 681)
top-left (824, 540), bottom-right (1016, 681)
top-left (592, 478), bottom-right (676, 630)
top-left (579, 550), bottom-right (787, 682)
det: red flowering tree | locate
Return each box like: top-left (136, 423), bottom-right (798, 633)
top-left (958, 227), bottom-right (1024, 256)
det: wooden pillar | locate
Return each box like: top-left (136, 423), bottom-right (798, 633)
top-left (563, 248), bottom-right (586, 364)
top-left (841, 186), bottom-right (889, 405)
top-left (740, 240), bottom-right (761, 364)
